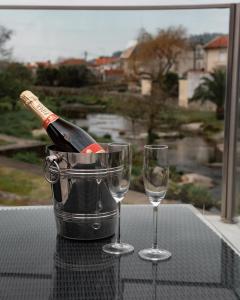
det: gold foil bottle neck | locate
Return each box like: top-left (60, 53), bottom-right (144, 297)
top-left (20, 90), bottom-right (39, 105)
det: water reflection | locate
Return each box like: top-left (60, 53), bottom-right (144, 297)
top-left (75, 113), bottom-right (131, 143)
top-left (167, 136), bottom-right (216, 168)
top-left (75, 114), bottom-right (218, 164)
top-left (75, 114), bottom-right (222, 199)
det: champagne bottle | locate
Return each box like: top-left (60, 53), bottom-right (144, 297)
top-left (19, 90), bottom-right (104, 153)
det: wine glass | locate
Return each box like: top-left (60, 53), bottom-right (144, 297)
top-left (138, 145), bottom-right (171, 262)
top-left (103, 143), bottom-right (134, 255)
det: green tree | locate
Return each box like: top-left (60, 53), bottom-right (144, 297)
top-left (5, 62), bottom-right (32, 81)
top-left (35, 66), bottom-right (58, 86)
top-left (191, 68), bottom-right (226, 120)
top-left (0, 63), bottom-right (33, 110)
top-left (35, 65), bottom-right (96, 87)
top-left (112, 50), bottom-right (122, 57)
top-left (57, 65), bottom-right (96, 87)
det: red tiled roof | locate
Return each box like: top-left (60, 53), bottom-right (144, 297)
top-left (36, 61), bottom-right (52, 68)
top-left (204, 35), bottom-right (228, 49)
top-left (58, 58), bottom-right (86, 66)
top-left (94, 57), bottom-right (118, 66)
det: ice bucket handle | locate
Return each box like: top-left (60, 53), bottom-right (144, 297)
top-left (44, 154), bottom-right (62, 184)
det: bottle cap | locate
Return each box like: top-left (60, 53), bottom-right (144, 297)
top-left (20, 90), bottom-right (39, 105)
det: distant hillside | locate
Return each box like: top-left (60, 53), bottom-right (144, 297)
top-left (190, 33), bottom-right (225, 45)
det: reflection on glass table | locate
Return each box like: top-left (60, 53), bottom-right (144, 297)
top-left (0, 206), bottom-right (240, 300)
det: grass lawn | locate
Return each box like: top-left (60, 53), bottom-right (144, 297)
top-left (0, 110), bottom-right (41, 138)
top-left (0, 166), bottom-right (52, 205)
top-left (0, 139), bottom-right (14, 146)
top-left (158, 107), bottom-right (223, 131)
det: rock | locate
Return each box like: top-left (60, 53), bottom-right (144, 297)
top-left (207, 162), bottom-right (222, 168)
top-left (181, 173), bottom-right (214, 188)
top-left (209, 206), bottom-right (221, 214)
top-left (216, 143), bottom-right (224, 153)
top-left (0, 190), bottom-right (22, 201)
top-left (156, 131), bottom-right (181, 138)
top-left (215, 143), bottom-right (224, 161)
top-left (211, 131), bottom-right (224, 142)
top-left (138, 133), bottom-right (148, 139)
top-left (181, 122), bottom-right (203, 132)
top-left (127, 132), bottom-right (147, 139)
top-left (32, 128), bottom-right (47, 137)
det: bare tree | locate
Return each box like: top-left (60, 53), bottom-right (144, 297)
top-left (0, 25), bottom-right (12, 59)
top-left (129, 26), bottom-right (188, 82)
top-left (125, 26), bottom-right (189, 142)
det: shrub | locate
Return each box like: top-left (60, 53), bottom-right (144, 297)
top-left (180, 183), bottom-right (214, 209)
top-left (0, 98), bottom-right (12, 112)
top-left (166, 182), bottom-right (214, 209)
top-left (130, 175), bottom-right (145, 193)
top-left (166, 181), bottom-right (182, 200)
top-left (169, 165), bottom-right (183, 182)
top-left (90, 133), bottom-right (113, 143)
top-left (0, 109), bottom-right (40, 138)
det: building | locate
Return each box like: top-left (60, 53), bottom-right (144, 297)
top-left (92, 56), bottom-right (123, 82)
top-left (204, 35), bottom-right (228, 72)
top-left (178, 35), bottom-right (228, 109)
top-left (26, 60), bottom-right (52, 75)
top-left (57, 58), bottom-right (86, 66)
top-left (120, 45), bottom-right (137, 79)
top-left (194, 44), bottom-right (205, 70)
top-left (121, 41), bottom-right (206, 79)
top-left (103, 69), bottom-right (124, 82)
top-left (174, 44), bottom-right (205, 77)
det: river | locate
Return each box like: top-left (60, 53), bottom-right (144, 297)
top-left (74, 113), bottom-right (222, 202)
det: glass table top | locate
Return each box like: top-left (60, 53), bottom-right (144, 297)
top-left (0, 205), bottom-right (239, 300)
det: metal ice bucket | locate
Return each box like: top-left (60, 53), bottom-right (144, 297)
top-left (44, 145), bottom-right (117, 240)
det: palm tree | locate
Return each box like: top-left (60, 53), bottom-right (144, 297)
top-left (191, 68), bottom-right (226, 120)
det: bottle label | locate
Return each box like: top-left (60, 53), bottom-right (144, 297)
top-left (81, 143), bottom-right (105, 154)
top-left (43, 113), bottom-right (59, 129)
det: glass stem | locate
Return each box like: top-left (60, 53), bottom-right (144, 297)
top-left (153, 206), bottom-right (158, 249)
top-left (117, 201), bottom-right (121, 244)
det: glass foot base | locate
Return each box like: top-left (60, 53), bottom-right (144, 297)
top-left (138, 248), bottom-right (171, 262)
top-left (103, 242), bottom-right (134, 255)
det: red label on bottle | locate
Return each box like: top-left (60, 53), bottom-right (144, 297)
top-left (81, 143), bottom-right (105, 154)
top-left (43, 114), bottom-right (59, 129)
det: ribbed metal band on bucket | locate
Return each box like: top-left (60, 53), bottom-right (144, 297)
top-left (54, 206), bottom-right (117, 222)
top-left (48, 165), bottom-right (123, 178)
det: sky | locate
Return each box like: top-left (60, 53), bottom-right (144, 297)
top-left (0, 8), bottom-right (229, 63)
